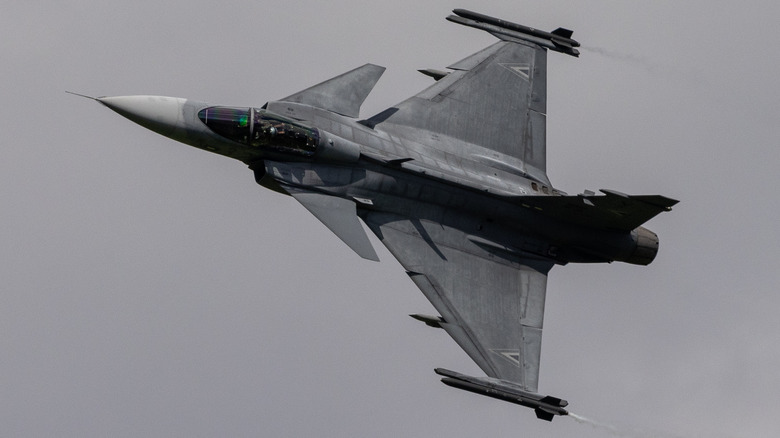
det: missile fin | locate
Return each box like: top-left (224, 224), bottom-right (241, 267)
top-left (535, 408), bottom-right (555, 422)
top-left (551, 27), bottom-right (574, 39)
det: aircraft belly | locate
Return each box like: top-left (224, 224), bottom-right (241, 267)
top-left (263, 159), bottom-right (643, 265)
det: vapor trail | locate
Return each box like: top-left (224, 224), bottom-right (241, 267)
top-left (567, 412), bottom-right (688, 438)
top-left (581, 46), bottom-right (659, 74)
top-left (581, 45), bottom-right (707, 95)
top-left (568, 412), bottom-right (624, 436)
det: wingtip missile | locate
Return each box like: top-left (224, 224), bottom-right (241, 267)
top-left (449, 8), bottom-right (580, 57)
top-left (434, 368), bottom-right (569, 421)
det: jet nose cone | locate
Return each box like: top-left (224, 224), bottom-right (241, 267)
top-left (98, 95), bottom-right (186, 137)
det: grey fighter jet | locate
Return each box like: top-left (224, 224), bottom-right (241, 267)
top-left (81, 9), bottom-right (677, 421)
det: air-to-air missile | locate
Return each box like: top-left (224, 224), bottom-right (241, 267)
top-left (435, 368), bottom-right (568, 422)
top-left (448, 8), bottom-right (581, 57)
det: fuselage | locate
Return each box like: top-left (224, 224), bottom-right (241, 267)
top-left (97, 95), bottom-right (658, 267)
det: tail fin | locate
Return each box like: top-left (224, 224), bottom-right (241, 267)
top-left (516, 190), bottom-right (678, 231)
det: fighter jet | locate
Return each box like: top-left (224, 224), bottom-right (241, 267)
top-left (79, 9), bottom-right (677, 421)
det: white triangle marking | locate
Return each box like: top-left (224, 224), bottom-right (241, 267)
top-left (500, 63), bottom-right (530, 81)
top-left (491, 349), bottom-right (522, 366)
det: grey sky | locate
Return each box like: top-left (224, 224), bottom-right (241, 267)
top-left (2, 1), bottom-right (779, 436)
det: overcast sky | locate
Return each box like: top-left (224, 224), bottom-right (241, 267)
top-left (2, 1), bottom-right (779, 437)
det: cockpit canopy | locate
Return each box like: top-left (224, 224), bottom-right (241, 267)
top-left (198, 107), bottom-right (318, 157)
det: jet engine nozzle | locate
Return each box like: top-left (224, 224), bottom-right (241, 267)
top-left (625, 227), bottom-right (659, 266)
